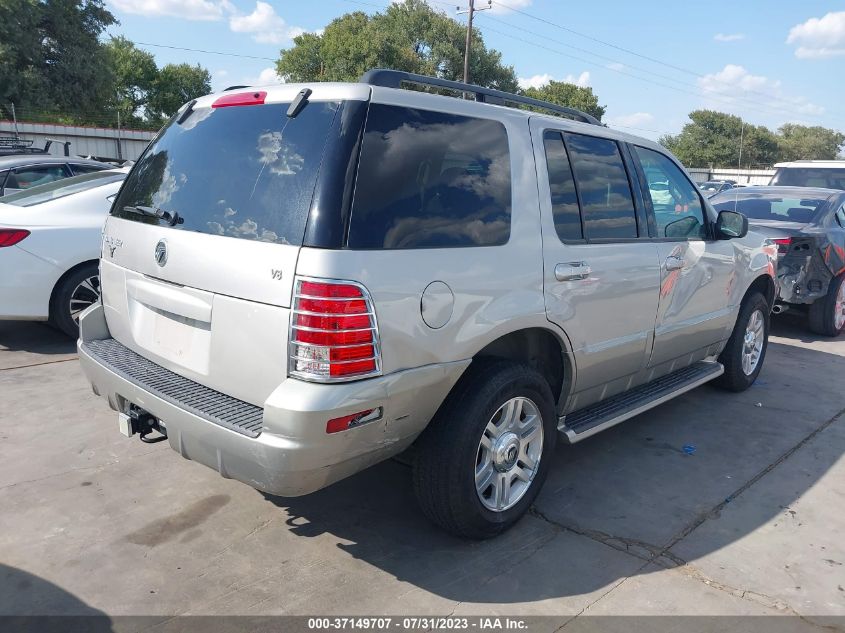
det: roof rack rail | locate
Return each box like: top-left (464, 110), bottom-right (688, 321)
top-left (359, 68), bottom-right (603, 126)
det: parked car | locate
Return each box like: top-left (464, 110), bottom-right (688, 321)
top-left (699, 180), bottom-right (737, 196)
top-left (78, 70), bottom-right (776, 539)
top-left (770, 161), bottom-right (845, 190)
top-left (0, 155), bottom-right (112, 196)
top-left (711, 186), bottom-right (845, 336)
top-left (0, 169), bottom-right (127, 336)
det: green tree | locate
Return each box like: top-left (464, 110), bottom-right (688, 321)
top-left (0, 0), bottom-right (116, 121)
top-left (0, 0), bottom-right (47, 110)
top-left (520, 80), bottom-right (606, 121)
top-left (39, 0), bottom-right (117, 117)
top-left (777, 123), bottom-right (845, 161)
top-left (660, 110), bottom-right (780, 168)
top-left (277, 0), bottom-right (518, 91)
top-left (105, 36), bottom-right (158, 125)
top-left (147, 63), bottom-right (211, 123)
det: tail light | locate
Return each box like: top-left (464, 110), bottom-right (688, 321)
top-left (0, 229), bottom-right (30, 247)
top-left (772, 238), bottom-right (792, 255)
top-left (289, 277), bottom-right (381, 382)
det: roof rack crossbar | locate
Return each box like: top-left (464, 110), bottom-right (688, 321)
top-left (359, 69), bottom-right (602, 126)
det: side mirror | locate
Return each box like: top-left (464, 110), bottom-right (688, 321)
top-left (716, 210), bottom-right (748, 239)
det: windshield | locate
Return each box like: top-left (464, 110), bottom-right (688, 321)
top-left (711, 192), bottom-right (825, 222)
top-left (1, 171), bottom-right (125, 207)
top-left (700, 182), bottom-right (721, 191)
top-left (111, 101), bottom-right (340, 245)
top-left (770, 167), bottom-right (845, 190)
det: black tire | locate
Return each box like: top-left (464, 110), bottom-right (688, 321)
top-left (412, 360), bottom-right (557, 539)
top-left (808, 273), bottom-right (845, 337)
top-left (713, 292), bottom-right (769, 392)
top-left (50, 263), bottom-right (100, 338)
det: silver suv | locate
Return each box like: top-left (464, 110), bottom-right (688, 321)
top-left (79, 70), bottom-right (777, 538)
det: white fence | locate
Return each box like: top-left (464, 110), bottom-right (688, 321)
top-left (0, 120), bottom-right (156, 161)
top-left (687, 168), bottom-right (775, 186)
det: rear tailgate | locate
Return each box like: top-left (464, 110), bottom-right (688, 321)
top-left (98, 84), bottom-right (368, 406)
top-left (100, 219), bottom-right (298, 406)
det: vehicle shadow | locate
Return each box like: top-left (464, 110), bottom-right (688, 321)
top-left (771, 311), bottom-right (843, 344)
top-left (0, 563), bottom-right (113, 631)
top-left (0, 321), bottom-right (75, 365)
top-left (263, 339), bottom-right (844, 605)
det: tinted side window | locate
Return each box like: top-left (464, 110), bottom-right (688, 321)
top-left (634, 146), bottom-right (707, 239)
top-left (563, 133), bottom-right (637, 239)
top-left (348, 104), bottom-right (511, 249)
top-left (543, 131), bottom-right (582, 241)
top-left (7, 165), bottom-right (68, 191)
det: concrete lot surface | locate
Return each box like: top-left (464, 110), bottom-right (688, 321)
top-left (0, 316), bottom-right (843, 629)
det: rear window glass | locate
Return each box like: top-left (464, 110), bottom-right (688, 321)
top-left (711, 193), bottom-right (824, 222)
top-left (771, 167), bottom-right (845, 190)
top-left (2, 171), bottom-right (124, 207)
top-left (563, 133), bottom-right (638, 239)
top-left (71, 163), bottom-right (108, 175)
top-left (348, 104), bottom-right (511, 249)
top-left (112, 101), bottom-right (340, 245)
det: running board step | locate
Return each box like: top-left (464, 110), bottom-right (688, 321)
top-left (560, 361), bottom-right (724, 443)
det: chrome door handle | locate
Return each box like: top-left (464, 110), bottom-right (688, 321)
top-left (555, 261), bottom-right (592, 282)
top-left (664, 255), bottom-right (684, 271)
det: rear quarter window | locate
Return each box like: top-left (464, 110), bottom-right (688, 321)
top-left (347, 104), bottom-right (511, 249)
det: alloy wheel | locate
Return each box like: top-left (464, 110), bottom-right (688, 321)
top-left (741, 309), bottom-right (765, 375)
top-left (69, 275), bottom-right (100, 324)
top-left (475, 396), bottom-right (544, 512)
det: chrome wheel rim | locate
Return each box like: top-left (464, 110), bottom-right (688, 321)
top-left (69, 275), bottom-right (100, 324)
top-left (834, 281), bottom-right (845, 331)
top-left (741, 309), bottom-right (765, 376)
top-left (475, 396), bottom-right (544, 512)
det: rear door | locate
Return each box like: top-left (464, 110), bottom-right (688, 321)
top-left (532, 121), bottom-right (661, 406)
top-left (630, 145), bottom-right (736, 366)
top-left (100, 87), bottom-right (365, 405)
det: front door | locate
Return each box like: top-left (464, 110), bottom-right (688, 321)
top-left (630, 145), bottom-right (736, 367)
top-left (532, 122), bottom-right (661, 403)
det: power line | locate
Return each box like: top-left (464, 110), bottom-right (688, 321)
top-left (491, 0), bottom-right (827, 114)
top-left (473, 19), bottom-right (830, 125)
top-left (476, 11), bottom-right (808, 121)
top-left (346, 0), bottom-right (831, 124)
top-left (134, 41), bottom-right (276, 62)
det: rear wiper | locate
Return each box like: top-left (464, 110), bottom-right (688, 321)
top-left (123, 205), bottom-right (184, 226)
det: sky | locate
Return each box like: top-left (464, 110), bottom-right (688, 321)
top-left (104, 0), bottom-right (845, 140)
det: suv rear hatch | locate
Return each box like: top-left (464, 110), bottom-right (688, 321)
top-left (100, 85), bottom-right (369, 406)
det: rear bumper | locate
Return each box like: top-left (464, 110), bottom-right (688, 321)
top-left (78, 304), bottom-right (469, 496)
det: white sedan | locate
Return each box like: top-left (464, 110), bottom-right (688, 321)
top-left (0, 169), bottom-right (127, 336)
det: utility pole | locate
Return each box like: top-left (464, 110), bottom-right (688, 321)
top-left (116, 107), bottom-right (123, 161)
top-left (737, 120), bottom-right (745, 171)
top-left (11, 103), bottom-right (19, 141)
top-left (457, 0), bottom-right (491, 85)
